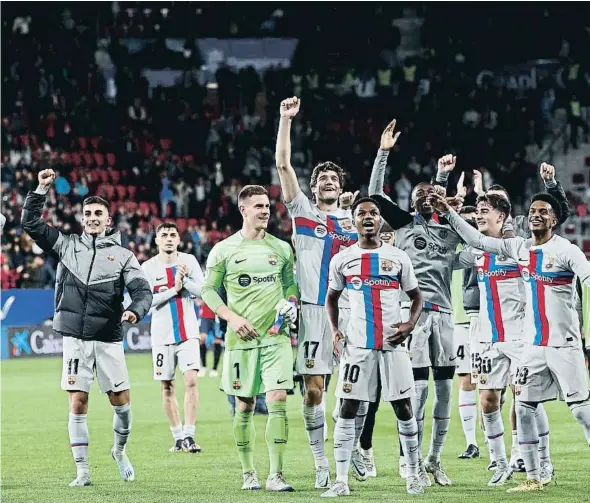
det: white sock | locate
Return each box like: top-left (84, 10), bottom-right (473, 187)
top-left (535, 404), bottom-right (551, 463)
top-left (398, 418), bottom-right (419, 476)
top-left (171, 424), bottom-right (184, 441)
top-left (321, 394), bottom-right (328, 439)
top-left (411, 379), bottom-right (429, 450)
top-left (428, 379), bottom-right (452, 461)
top-left (334, 417), bottom-right (355, 484)
top-left (458, 389), bottom-right (478, 447)
top-left (113, 403), bottom-right (132, 456)
top-left (68, 413), bottom-right (89, 475)
top-left (354, 402), bottom-right (368, 448)
top-left (516, 403), bottom-right (540, 481)
top-left (510, 430), bottom-right (520, 461)
top-left (303, 404), bottom-right (328, 468)
top-left (184, 424), bottom-right (196, 438)
top-left (569, 400), bottom-right (590, 446)
top-left (483, 410), bottom-right (508, 468)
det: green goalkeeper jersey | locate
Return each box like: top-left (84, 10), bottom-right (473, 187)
top-left (201, 231), bottom-right (299, 350)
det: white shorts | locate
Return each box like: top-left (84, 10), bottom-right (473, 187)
top-left (514, 344), bottom-right (590, 403)
top-left (476, 340), bottom-right (523, 390)
top-left (297, 304), bottom-right (350, 375)
top-left (335, 345), bottom-right (415, 403)
top-left (454, 315), bottom-right (479, 375)
top-left (61, 336), bottom-right (130, 394)
top-left (152, 338), bottom-right (200, 380)
top-left (406, 309), bottom-right (455, 368)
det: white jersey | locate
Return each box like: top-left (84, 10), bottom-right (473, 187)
top-left (447, 210), bottom-right (590, 348)
top-left (328, 243), bottom-right (419, 350)
top-left (141, 253), bottom-right (204, 346)
top-left (456, 248), bottom-right (525, 343)
top-left (287, 191), bottom-right (357, 307)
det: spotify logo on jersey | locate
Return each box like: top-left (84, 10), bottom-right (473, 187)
top-left (238, 274), bottom-right (252, 287)
top-left (414, 237), bottom-right (427, 250)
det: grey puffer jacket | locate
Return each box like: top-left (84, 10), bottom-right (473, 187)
top-left (21, 191), bottom-right (152, 342)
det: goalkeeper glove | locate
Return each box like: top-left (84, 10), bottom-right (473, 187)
top-left (269, 297), bottom-right (298, 334)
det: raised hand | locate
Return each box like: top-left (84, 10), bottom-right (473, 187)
top-left (380, 119), bottom-right (401, 151)
top-left (456, 172), bottom-right (467, 198)
top-left (280, 96), bottom-right (301, 119)
top-left (339, 190), bottom-right (360, 209)
top-left (437, 154), bottom-right (457, 174)
top-left (539, 162), bottom-right (556, 181)
top-left (473, 169), bottom-right (484, 196)
top-left (38, 169), bottom-right (56, 189)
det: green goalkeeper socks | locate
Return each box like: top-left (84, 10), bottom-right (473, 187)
top-left (265, 401), bottom-right (288, 474)
top-left (233, 409), bottom-right (255, 473)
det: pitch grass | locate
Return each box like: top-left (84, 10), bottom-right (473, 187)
top-left (2, 354), bottom-right (589, 503)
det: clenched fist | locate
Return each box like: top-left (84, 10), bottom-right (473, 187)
top-left (38, 169), bottom-right (56, 189)
top-left (339, 191), bottom-right (360, 209)
top-left (437, 154), bottom-right (457, 174)
top-left (121, 311), bottom-right (138, 324)
top-left (539, 162), bottom-right (556, 181)
top-left (280, 96), bottom-right (301, 119)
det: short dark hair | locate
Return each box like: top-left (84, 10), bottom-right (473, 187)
top-left (530, 192), bottom-right (561, 224)
top-left (310, 161), bottom-right (344, 189)
top-left (351, 197), bottom-right (381, 216)
top-left (476, 194), bottom-right (511, 220)
top-left (238, 185), bottom-right (268, 204)
top-left (83, 196), bottom-right (110, 213)
top-left (156, 222), bottom-right (180, 234)
top-left (460, 205), bottom-right (477, 215)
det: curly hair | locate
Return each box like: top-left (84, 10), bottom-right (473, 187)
top-left (310, 161), bottom-right (344, 189)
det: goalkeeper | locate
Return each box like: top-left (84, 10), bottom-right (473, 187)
top-left (202, 185), bottom-right (299, 493)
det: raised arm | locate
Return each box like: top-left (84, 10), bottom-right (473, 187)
top-left (429, 193), bottom-right (519, 258)
top-left (540, 162), bottom-right (571, 225)
top-left (275, 97), bottom-right (303, 204)
top-left (123, 254), bottom-right (153, 322)
top-left (21, 169), bottom-right (67, 254)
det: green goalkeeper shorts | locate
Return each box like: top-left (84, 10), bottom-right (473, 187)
top-left (221, 342), bottom-right (293, 397)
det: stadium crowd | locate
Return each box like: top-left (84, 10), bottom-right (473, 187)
top-left (2, 3), bottom-right (589, 289)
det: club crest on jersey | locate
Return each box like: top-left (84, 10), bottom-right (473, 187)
top-left (340, 219), bottom-right (353, 231)
top-left (68, 376), bottom-right (76, 385)
top-left (314, 224), bottom-right (328, 238)
top-left (439, 229), bottom-right (448, 239)
top-left (305, 359), bottom-right (315, 369)
top-left (233, 380), bottom-right (242, 390)
top-left (268, 254), bottom-right (278, 266)
top-left (107, 255), bottom-right (115, 261)
top-left (342, 383), bottom-right (353, 394)
top-left (479, 375), bottom-right (487, 385)
top-left (514, 385), bottom-right (522, 396)
top-left (381, 259), bottom-right (394, 272)
top-left (545, 255), bottom-right (555, 269)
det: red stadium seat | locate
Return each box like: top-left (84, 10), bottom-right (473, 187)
top-left (78, 137), bottom-right (88, 150)
top-left (160, 138), bottom-right (172, 151)
top-left (583, 240), bottom-right (590, 254)
top-left (149, 202), bottom-right (159, 216)
top-left (268, 184), bottom-right (281, 200)
top-left (19, 135), bottom-right (29, 148)
top-left (127, 185), bottom-right (137, 200)
top-left (116, 185), bottom-right (127, 200)
top-left (71, 152), bottom-right (82, 167)
top-left (90, 137), bottom-right (102, 151)
top-left (174, 218), bottom-right (186, 233)
top-left (94, 153), bottom-right (105, 167)
top-left (139, 201), bottom-right (150, 214)
top-left (83, 152), bottom-right (94, 167)
top-left (106, 153), bottom-right (116, 167)
top-left (109, 169), bottom-right (120, 184)
top-left (98, 170), bottom-right (109, 184)
top-left (188, 218), bottom-right (198, 227)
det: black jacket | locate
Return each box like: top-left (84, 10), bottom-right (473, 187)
top-left (21, 190), bottom-right (152, 342)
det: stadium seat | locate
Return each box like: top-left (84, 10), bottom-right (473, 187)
top-left (139, 201), bottom-right (150, 214)
top-left (98, 170), bottom-right (109, 184)
top-left (71, 152), bottom-right (82, 167)
top-left (78, 137), bottom-right (88, 150)
top-left (188, 218), bottom-right (198, 227)
top-left (116, 185), bottom-right (127, 200)
top-left (109, 169), bottom-right (120, 184)
top-left (106, 153), bottom-right (116, 167)
top-left (269, 184), bottom-right (281, 200)
top-left (127, 185), bottom-right (137, 200)
top-left (90, 137), bottom-right (102, 151)
top-left (83, 153), bottom-right (94, 167)
top-left (176, 218), bottom-right (188, 233)
top-left (94, 153), bottom-right (105, 167)
top-left (583, 240), bottom-right (590, 254)
top-left (149, 202), bottom-right (159, 215)
top-left (160, 138), bottom-right (172, 151)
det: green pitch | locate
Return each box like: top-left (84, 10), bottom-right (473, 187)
top-left (2, 354), bottom-right (588, 503)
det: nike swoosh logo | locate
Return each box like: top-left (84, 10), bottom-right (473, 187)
top-left (449, 356), bottom-right (457, 361)
top-left (277, 379), bottom-right (288, 385)
top-left (156, 277), bottom-right (165, 281)
top-left (566, 392), bottom-right (578, 398)
top-left (400, 387), bottom-right (411, 394)
top-left (114, 381), bottom-right (125, 388)
top-left (235, 259), bottom-right (247, 264)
